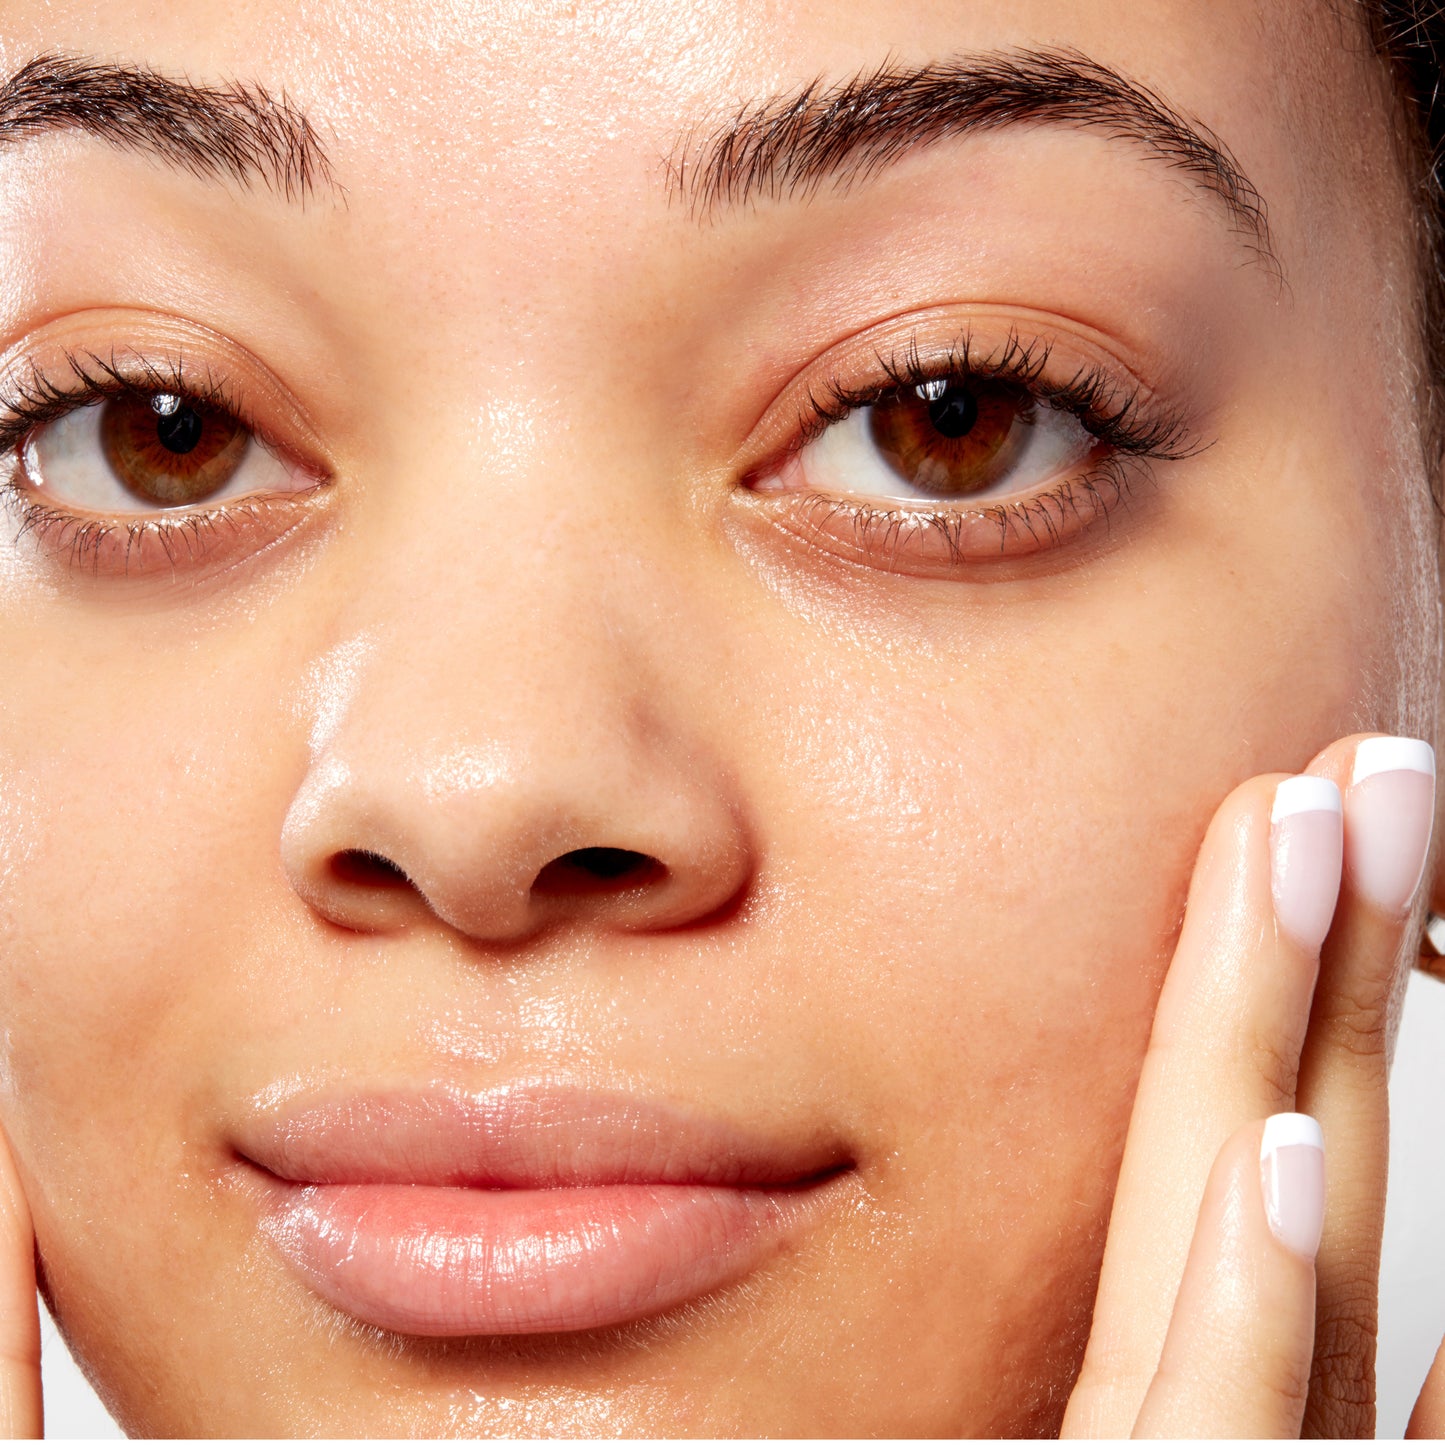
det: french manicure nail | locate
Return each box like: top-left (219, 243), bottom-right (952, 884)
top-left (1346, 736), bottom-right (1436, 916)
top-left (1270, 776), bottom-right (1343, 951)
top-left (1259, 1112), bottom-right (1325, 1259)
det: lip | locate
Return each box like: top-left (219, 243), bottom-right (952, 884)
top-left (235, 1085), bottom-right (851, 1337)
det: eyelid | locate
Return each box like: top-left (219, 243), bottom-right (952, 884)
top-left (0, 308), bottom-right (333, 478)
top-left (732, 304), bottom-right (1194, 479)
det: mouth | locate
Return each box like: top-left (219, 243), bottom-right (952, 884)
top-left (234, 1084), bottom-right (854, 1337)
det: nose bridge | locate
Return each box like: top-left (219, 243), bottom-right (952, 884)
top-left (333, 578), bottom-right (681, 863)
top-left (281, 450), bottom-right (753, 944)
top-left (338, 436), bottom-right (673, 761)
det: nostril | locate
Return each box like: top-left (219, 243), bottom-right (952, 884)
top-left (531, 847), bottom-right (666, 896)
top-left (330, 849), bottom-right (411, 889)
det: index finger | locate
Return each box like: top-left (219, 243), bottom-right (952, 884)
top-left (0, 1121), bottom-right (41, 1440)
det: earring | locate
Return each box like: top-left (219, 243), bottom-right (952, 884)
top-left (1420, 911), bottom-right (1445, 979)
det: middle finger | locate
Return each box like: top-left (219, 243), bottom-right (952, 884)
top-left (1294, 734), bottom-right (1436, 1437)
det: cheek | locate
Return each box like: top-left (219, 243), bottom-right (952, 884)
top-left (0, 623), bottom-right (298, 1260)
top-left (747, 523), bottom-right (1378, 1079)
top-left (0, 618), bottom-right (322, 1431)
top-left (731, 482), bottom-right (1384, 1411)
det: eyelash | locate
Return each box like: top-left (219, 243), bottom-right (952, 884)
top-left (0, 348), bottom-right (308, 573)
top-left (0, 329), bottom-right (1196, 579)
top-left (755, 327), bottom-right (1199, 563)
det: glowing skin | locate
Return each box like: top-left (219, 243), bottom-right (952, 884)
top-left (0, 0), bottom-right (1437, 1436)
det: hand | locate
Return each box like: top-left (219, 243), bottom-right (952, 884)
top-left (0, 1119), bottom-right (39, 1438)
top-left (1061, 733), bottom-right (1444, 1438)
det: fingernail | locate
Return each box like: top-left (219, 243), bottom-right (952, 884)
top-left (1270, 776), bottom-right (1343, 951)
top-left (1346, 737), bottom-right (1436, 916)
top-left (1259, 1112), bottom-right (1325, 1259)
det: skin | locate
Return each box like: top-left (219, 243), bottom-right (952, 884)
top-left (0, 0), bottom-right (1440, 1435)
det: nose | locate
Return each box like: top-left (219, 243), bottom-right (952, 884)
top-left (279, 603), bottom-right (754, 947)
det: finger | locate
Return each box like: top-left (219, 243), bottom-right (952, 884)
top-left (1406, 1329), bottom-right (1445, 1438)
top-left (0, 1121), bottom-right (40, 1439)
top-left (1294, 735), bottom-right (1436, 1437)
top-left (1131, 1114), bottom-right (1324, 1439)
top-left (1062, 769), bottom-right (1342, 1437)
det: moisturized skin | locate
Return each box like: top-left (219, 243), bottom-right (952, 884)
top-left (0, 0), bottom-right (1438, 1436)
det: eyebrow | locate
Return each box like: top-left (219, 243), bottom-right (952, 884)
top-left (0, 53), bottom-right (334, 202)
top-left (672, 48), bottom-right (1278, 273)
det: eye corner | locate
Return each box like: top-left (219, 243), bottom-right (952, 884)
top-left (735, 450), bottom-right (794, 496)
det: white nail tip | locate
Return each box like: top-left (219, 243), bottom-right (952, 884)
top-left (1270, 776), bottom-right (1342, 823)
top-left (1260, 1112), bottom-right (1324, 1158)
top-left (1351, 736), bottom-right (1435, 785)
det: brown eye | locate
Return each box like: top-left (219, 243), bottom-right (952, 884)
top-left (867, 379), bottom-right (1035, 497)
top-left (100, 394), bottom-right (249, 506)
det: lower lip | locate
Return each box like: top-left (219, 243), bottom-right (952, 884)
top-left (258, 1179), bottom-right (824, 1336)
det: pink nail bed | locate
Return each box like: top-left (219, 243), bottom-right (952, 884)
top-left (1269, 776), bottom-right (1343, 952)
top-left (1346, 737), bottom-right (1436, 916)
top-left (1259, 1112), bottom-right (1325, 1260)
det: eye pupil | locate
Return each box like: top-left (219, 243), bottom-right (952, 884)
top-left (153, 404), bottom-right (203, 455)
top-left (922, 382), bottom-right (978, 440)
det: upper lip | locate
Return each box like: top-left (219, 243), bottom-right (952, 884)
top-left (233, 1083), bottom-right (852, 1189)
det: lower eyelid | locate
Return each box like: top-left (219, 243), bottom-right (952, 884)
top-left (741, 456), bottom-right (1147, 574)
top-left (0, 473), bottom-right (334, 582)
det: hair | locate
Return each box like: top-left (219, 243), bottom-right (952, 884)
top-left (1362, 1), bottom-right (1445, 467)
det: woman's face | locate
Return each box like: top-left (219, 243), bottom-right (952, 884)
top-left (0, 0), bottom-right (1433, 1435)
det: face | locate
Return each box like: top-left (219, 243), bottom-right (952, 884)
top-left (0, 0), bottom-right (1433, 1435)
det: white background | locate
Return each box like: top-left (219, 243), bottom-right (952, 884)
top-left (33, 970), bottom-right (1445, 1438)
